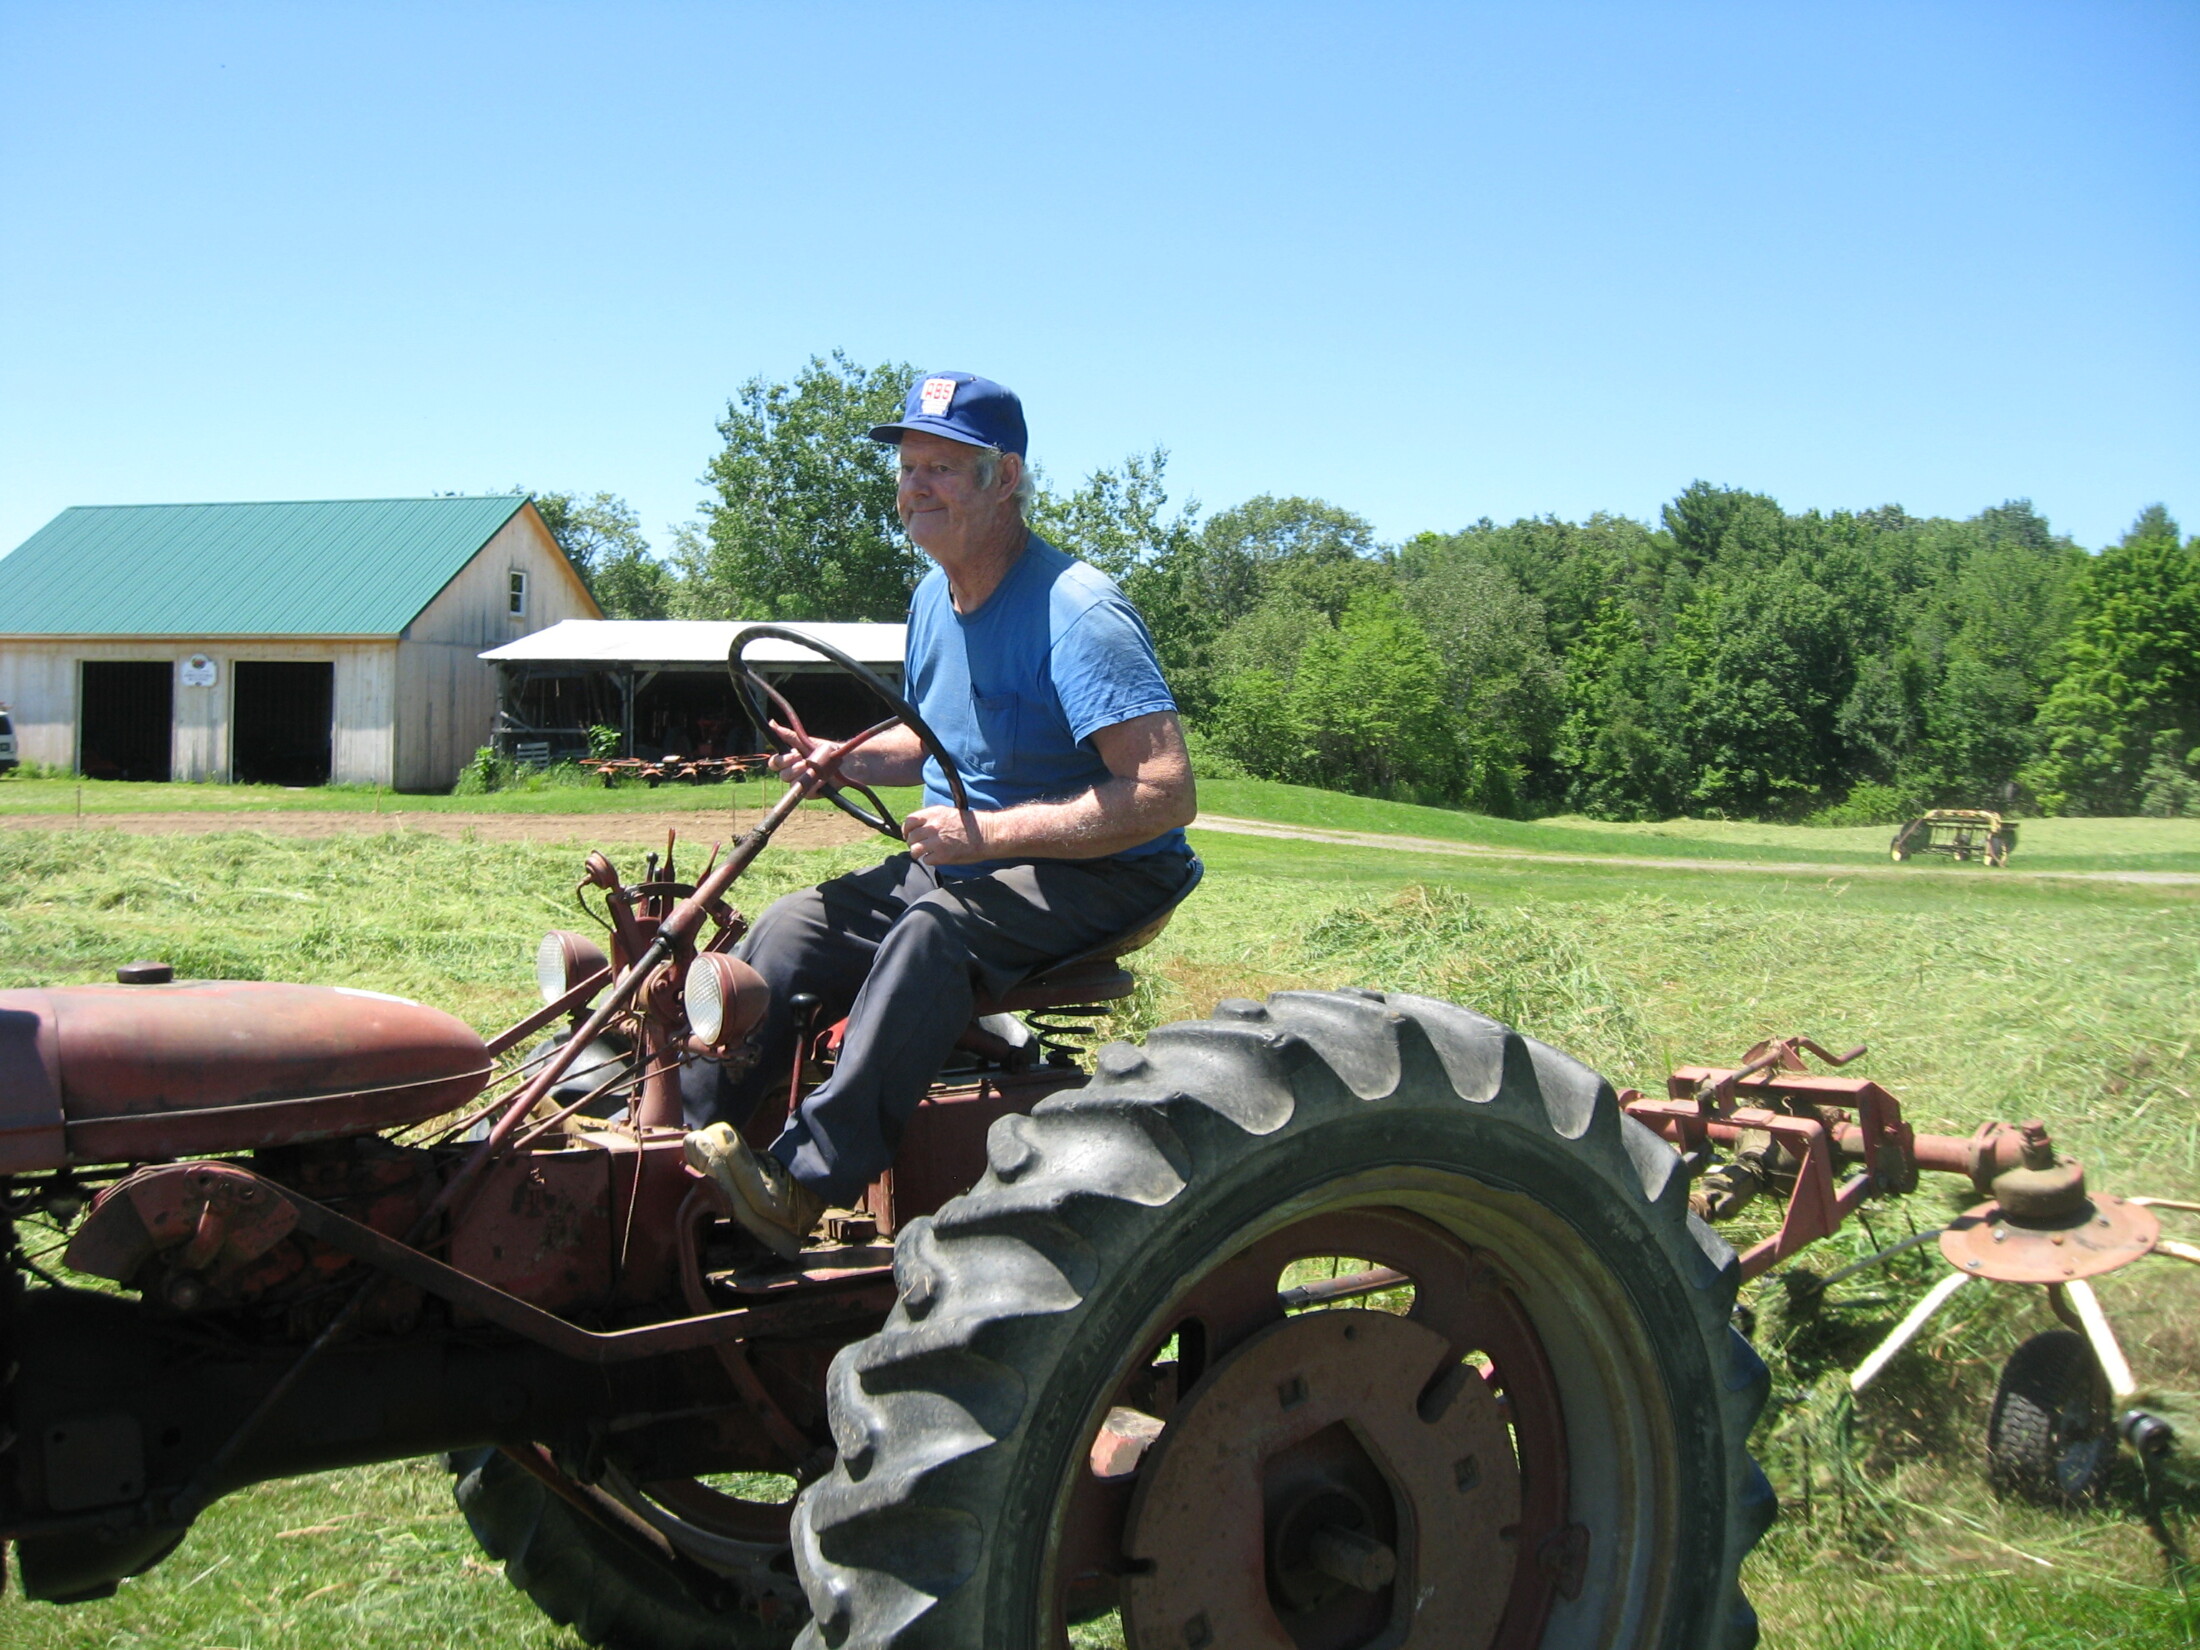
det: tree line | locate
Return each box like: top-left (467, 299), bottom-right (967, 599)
top-left (533, 353), bottom-right (2200, 823)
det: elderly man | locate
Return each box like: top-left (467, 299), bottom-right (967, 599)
top-left (684, 371), bottom-right (1199, 1259)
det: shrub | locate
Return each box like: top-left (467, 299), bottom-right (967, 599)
top-left (1181, 724), bottom-right (1248, 779)
top-left (2139, 734), bottom-right (2200, 818)
top-left (453, 746), bottom-right (513, 795)
top-left (515, 761), bottom-right (601, 792)
top-left (1804, 782), bottom-right (1922, 827)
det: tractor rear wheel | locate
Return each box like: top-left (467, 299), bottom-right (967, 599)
top-left (1987, 1330), bottom-right (2114, 1506)
top-left (791, 990), bottom-right (1773, 1648)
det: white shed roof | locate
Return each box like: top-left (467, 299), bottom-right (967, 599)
top-left (481, 619), bottom-right (905, 668)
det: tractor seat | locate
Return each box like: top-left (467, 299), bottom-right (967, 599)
top-left (973, 859), bottom-right (1203, 1017)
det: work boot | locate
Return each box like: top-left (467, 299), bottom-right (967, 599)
top-left (684, 1123), bottom-right (825, 1263)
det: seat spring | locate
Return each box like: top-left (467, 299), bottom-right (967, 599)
top-left (1021, 1008), bottom-right (1114, 1061)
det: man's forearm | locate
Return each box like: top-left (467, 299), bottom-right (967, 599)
top-left (966, 771), bottom-right (1195, 861)
top-left (831, 726), bottom-right (927, 789)
top-left (896, 711), bottom-right (1195, 867)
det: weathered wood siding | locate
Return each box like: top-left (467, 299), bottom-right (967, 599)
top-left (394, 506), bottom-right (599, 788)
top-left (0, 639), bottom-right (395, 783)
top-left (391, 641), bottom-right (490, 791)
top-left (405, 506), bottom-right (599, 649)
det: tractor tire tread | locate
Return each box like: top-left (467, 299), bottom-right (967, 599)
top-left (451, 1447), bottom-right (788, 1650)
top-left (791, 990), bottom-right (1772, 1649)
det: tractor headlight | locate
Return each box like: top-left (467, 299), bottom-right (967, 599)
top-left (684, 953), bottom-right (769, 1051)
top-left (535, 930), bottom-right (610, 1006)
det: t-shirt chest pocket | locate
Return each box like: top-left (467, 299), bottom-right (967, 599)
top-left (968, 689), bottom-right (1024, 772)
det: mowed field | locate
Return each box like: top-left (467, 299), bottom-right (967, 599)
top-left (0, 777), bottom-right (2195, 1647)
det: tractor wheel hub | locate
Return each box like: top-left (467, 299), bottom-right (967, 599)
top-left (1124, 1307), bottom-right (1521, 1650)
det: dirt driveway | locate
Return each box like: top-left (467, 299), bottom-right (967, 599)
top-left (1193, 814), bottom-right (2200, 885)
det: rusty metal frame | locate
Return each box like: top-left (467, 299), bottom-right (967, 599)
top-left (1619, 1040), bottom-right (1955, 1281)
top-left (252, 1170), bottom-right (895, 1362)
top-left (1624, 1096), bottom-right (1875, 1280)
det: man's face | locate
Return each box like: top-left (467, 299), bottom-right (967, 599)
top-left (895, 431), bottom-right (1019, 561)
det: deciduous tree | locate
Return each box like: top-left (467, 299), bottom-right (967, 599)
top-left (1028, 447), bottom-right (1197, 581)
top-left (2024, 508), bottom-right (2200, 814)
top-left (1395, 541), bottom-right (1565, 816)
top-left (527, 490), bottom-right (675, 618)
top-left (683, 353), bottom-right (919, 621)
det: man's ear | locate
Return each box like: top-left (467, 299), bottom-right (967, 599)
top-left (995, 452), bottom-right (1024, 499)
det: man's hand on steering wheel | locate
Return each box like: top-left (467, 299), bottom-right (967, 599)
top-left (902, 804), bottom-right (988, 866)
top-left (764, 719), bottom-right (849, 796)
top-left (770, 716), bottom-right (985, 863)
top-left (729, 624), bottom-right (971, 841)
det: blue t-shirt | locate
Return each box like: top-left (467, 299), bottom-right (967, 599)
top-left (905, 534), bottom-right (1188, 873)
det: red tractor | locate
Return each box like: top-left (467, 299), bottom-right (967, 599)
top-left (0, 632), bottom-right (1771, 1648)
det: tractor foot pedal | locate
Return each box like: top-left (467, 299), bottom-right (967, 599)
top-left (822, 1209), bottom-right (877, 1244)
top-left (722, 1237), bottom-right (897, 1295)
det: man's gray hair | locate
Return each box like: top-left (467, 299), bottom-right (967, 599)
top-left (973, 447), bottom-right (1037, 515)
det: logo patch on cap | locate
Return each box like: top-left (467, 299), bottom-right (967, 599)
top-left (919, 377), bottom-right (957, 416)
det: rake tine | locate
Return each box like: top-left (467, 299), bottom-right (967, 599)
top-left (1848, 1270), bottom-right (1972, 1394)
top-left (2059, 1279), bottom-right (2137, 1408)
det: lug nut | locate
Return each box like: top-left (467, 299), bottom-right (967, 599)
top-left (162, 1274), bottom-right (205, 1312)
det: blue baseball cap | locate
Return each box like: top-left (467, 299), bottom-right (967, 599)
top-left (869, 371), bottom-right (1028, 457)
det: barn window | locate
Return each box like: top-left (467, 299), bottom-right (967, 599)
top-left (508, 569), bottom-right (529, 617)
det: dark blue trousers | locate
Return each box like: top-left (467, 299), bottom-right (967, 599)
top-left (681, 850), bottom-right (1195, 1205)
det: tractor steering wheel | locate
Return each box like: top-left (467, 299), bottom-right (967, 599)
top-left (728, 624), bottom-right (970, 841)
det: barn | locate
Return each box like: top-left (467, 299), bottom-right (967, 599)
top-left (0, 497), bottom-right (599, 790)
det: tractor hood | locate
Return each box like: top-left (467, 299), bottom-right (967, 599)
top-left (0, 982), bottom-right (492, 1172)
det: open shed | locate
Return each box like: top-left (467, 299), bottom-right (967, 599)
top-left (0, 497), bottom-right (598, 788)
top-left (479, 620), bottom-right (907, 764)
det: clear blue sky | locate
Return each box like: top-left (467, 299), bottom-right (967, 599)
top-left (3, 2), bottom-right (2193, 562)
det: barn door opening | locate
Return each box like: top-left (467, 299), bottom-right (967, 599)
top-left (233, 662), bottom-right (334, 786)
top-left (78, 661), bottom-right (174, 781)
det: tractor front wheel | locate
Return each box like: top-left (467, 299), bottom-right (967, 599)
top-left (451, 1447), bottom-right (807, 1648)
top-left (791, 990), bottom-right (1773, 1648)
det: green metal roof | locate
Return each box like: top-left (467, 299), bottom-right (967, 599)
top-left (0, 496), bottom-right (532, 636)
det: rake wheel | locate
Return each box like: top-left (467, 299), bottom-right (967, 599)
top-left (1988, 1330), bottom-right (2114, 1507)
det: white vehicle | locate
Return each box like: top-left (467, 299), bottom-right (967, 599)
top-left (0, 705), bottom-right (16, 772)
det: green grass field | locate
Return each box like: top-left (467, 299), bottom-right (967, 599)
top-left (1, 786), bottom-right (2195, 1646)
top-left (9, 770), bottom-right (2200, 872)
top-left (1189, 776), bottom-right (2200, 874)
